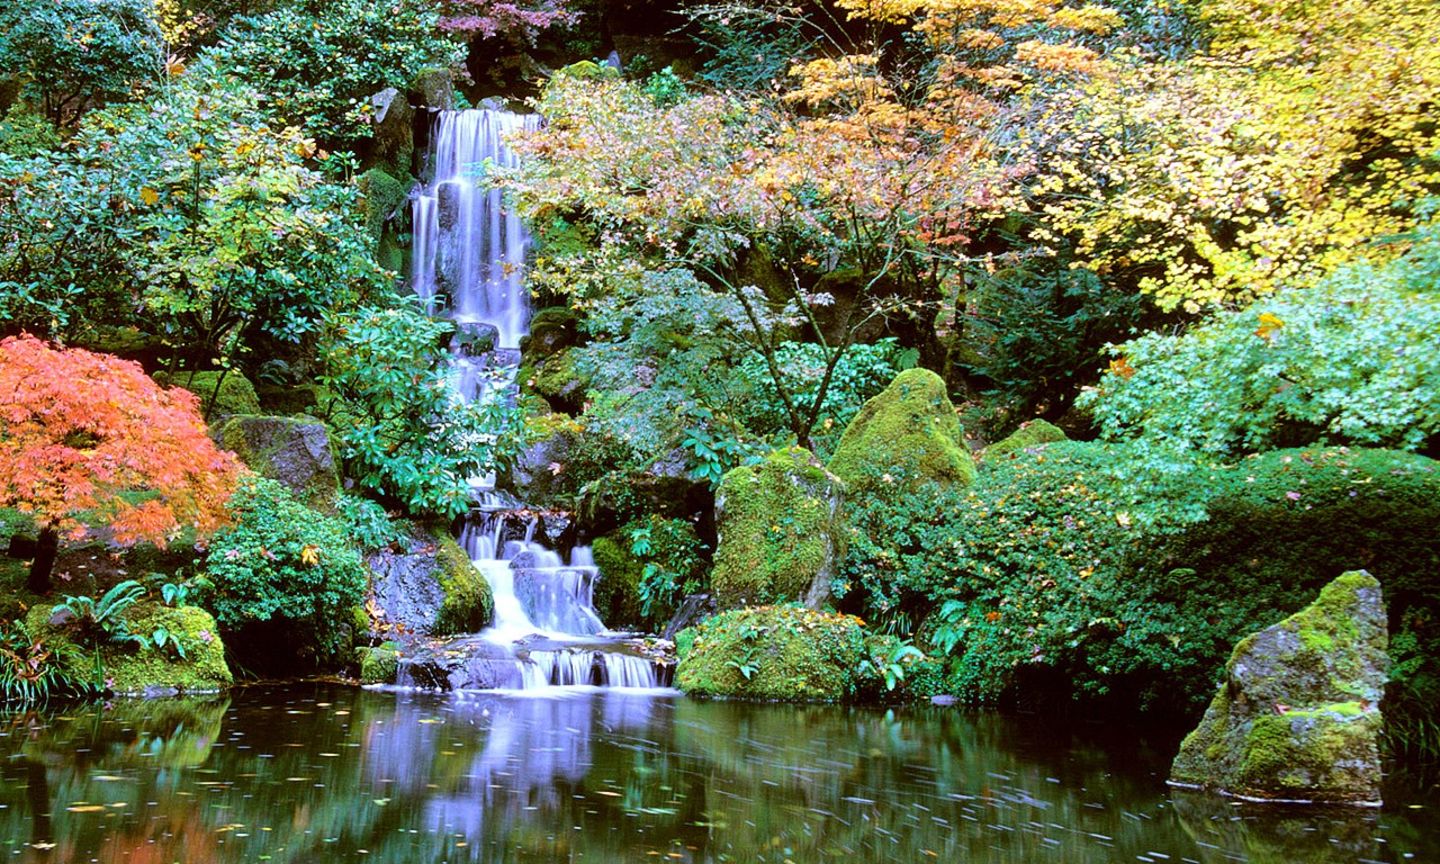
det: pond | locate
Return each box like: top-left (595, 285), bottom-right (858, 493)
top-left (0, 685), bottom-right (1433, 863)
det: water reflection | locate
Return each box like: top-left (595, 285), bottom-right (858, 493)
top-left (0, 686), bottom-right (1433, 862)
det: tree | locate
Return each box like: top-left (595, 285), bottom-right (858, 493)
top-left (0, 0), bottom-right (164, 126)
top-left (0, 336), bottom-right (242, 592)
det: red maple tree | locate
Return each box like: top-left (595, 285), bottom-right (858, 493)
top-left (0, 335), bottom-right (242, 592)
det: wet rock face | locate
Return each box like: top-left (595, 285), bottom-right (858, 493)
top-left (212, 415), bottom-right (340, 511)
top-left (367, 527), bottom-right (493, 638)
top-left (1170, 571), bottom-right (1389, 805)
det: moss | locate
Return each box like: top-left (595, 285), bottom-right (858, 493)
top-left (155, 370), bottom-right (260, 419)
top-left (675, 606), bottom-right (867, 702)
top-left (556, 60), bottom-right (619, 80)
top-left (530, 348), bottom-right (589, 402)
top-left (430, 529), bottom-right (493, 635)
top-left (213, 415), bottom-right (341, 511)
top-left (827, 368), bottom-right (974, 493)
top-left (357, 167), bottom-right (410, 245)
top-left (591, 535), bottom-right (643, 630)
top-left (358, 643), bottom-right (400, 684)
top-left (711, 447), bottom-right (846, 609)
top-left (26, 600), bottom-right (231, 696)
top-left (984, 419), bottom-right (1068, 460)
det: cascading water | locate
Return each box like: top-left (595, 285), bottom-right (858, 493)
top-left (401, 108), bottom-right (672, 694)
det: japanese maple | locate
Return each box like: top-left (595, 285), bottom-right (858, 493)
top-left (0, 335), bottom-right (242, 592)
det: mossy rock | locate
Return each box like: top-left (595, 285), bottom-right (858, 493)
top-left (529, 348), bottom-right (590, 406)
top-left (26, 600), bottom-right (231, 696)
top-left (357, 166), bottom-right (410, 244)
top-left (675, 606), bottom-right (867, 701)
top-left (555, 60), bottom-right (619, 80)
top-left (255, 383), bottom-right (328, 416)
top-left (213, 415), bottom-right (341, 511)
top-left (712, 447), bottom-right (846, 610)
top-left (521, 306), bottom-right (581, 359)
top-left (1170, 571), bottom-right (1387, 804)
top-left (358, 643), bottom-right (400, 684)
top-left (591, 535), bottom-right (643, 630)
top-left (155, 370), bottom-right (260, 419)
top-left (431, 528), bottom-right (494, 635)
top-left (984, 419), bottom-right (1068, 460)
top-left (827, 368), bottom-right (974, 492)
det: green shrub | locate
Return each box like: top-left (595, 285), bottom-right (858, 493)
top-left (200, 476), bottom-right (367, 663)
top-left (842, 442), bottom-right (1440, 724)
top-left (0, 618), bottom-right (97, 703)
top-left (1083, 221), bottom-right (1440, 457)
top-left (209, 0), bottom-right (464, 144)
top-left (676, 605), bottom-right (868, 701)
top-left (593, 516), bottom-right (708, 631)
top-left (338, 494), bottom-right (405, 552)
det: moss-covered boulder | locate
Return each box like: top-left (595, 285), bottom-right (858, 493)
top-left (712, 447), bottom-right (845, 610)
top-left (357, 642), bottom-right (400, 684)
top-left (27, 600), bottom-right (231, 697)
top-left (1170, 571), bottom-right (1388, 805)
top-left (213, 415), bottom-right (341, 511)
top-left (591, 535), bottom-right (644, 630)
top-left (520, 306), bottom-right (581, 359)
top-left (985, 419), bottom-right (1067, 460)
top-left (676, 606), bottom-right (867, 701)
top-left (827, 368), bottom-right (973, 492)
top-left (155, 370), bottom-right (260, 419)
top-left (366, 525), bottom-right (493, 637)
top-left (357, 166), bottom-right (410, 245)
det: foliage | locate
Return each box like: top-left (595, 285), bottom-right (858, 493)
top-left (842, 441), bottom-right (1440, 722)
top-left (321, 304), bottom-right (520, 519)
top-left (337, 494), bottom-right (406, 552)
top-left (0, 105), bottom-right (62, 159)
top-left (0, 336), bottom-right (242, 589)
top-left (0, 0), bottom-right (163, 125)
top-left (200, 476), bottom-right (367, 662)
top-left (211, 0), bottom-right (465, 144)
top-left (436, 0), bottom-right (576, 42)
top-left (51, 580), bottom-right (149, 648)
top-left (1083, 223), bottom-right (1440, 457)
top-left (627, 516), bottom-right (708, 624)
top-left (0, 619), bottom-right (95, 703)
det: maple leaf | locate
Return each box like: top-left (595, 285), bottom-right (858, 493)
top-left (1254, 312), bottom-right (1284, 342)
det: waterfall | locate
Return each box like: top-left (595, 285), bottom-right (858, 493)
top-left (398, 109), bottom-right (670, 695)
top-left (411, 109), bottom-right (539, 349)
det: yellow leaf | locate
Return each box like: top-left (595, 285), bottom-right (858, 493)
top-left (300, 544), bottom-right (321, 567)
top-left (139, 187), bottom-right (159, 206)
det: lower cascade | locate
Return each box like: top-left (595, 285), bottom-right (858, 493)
top-left (394, 509), bottom-right (673, 693)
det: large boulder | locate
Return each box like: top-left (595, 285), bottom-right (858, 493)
top-left (675, 606), bottom-right (866, 701)
top-left (367, 525), bottom-right (493, 638)
top-left (711, 447), bottom-right (845, 610)
top-left (1170, 571), bottom-right (1388, 805)
top-left (369, 87), bottom-right (414, 176)
top-left (827, 368), bottom-right (974, 492)
top-left (212, 415), bottom-right (341, 511)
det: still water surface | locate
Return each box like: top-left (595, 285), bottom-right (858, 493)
top-left (0, 684), bottom-right (1433, 863)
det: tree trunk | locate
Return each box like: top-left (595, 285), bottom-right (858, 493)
top-left (26, 528), bottom-right (58, 594)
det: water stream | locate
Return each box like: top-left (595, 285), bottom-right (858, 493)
top-left (406, 108), bottom-right (662, 694)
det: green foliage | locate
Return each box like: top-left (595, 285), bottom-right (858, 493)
top-left (160, 581), bottom-right (192, 608)
top-left (643, 67), bottom-right (687, 108)
top-left (321, 304), bottom-right (520, 519)
top-left (211, 0), bottom-right (465, 144)
top-left (686, 3), bottom-right (819, 93)
top-left (843, 442), bottom-right (1440, 723)
top-left (337, 494), bottom-right (405, 552)
top-left (956, 261), bottom-right (1144, 432)
top-left (0, 105), bottom-right (62, 158)
top-left (0, 619), bottom-right (95, 703)
top-left (0, 0), bottom-right (163, 124)
top-left (731, 338), bottom-right (912, 458)
top-left (200, 476), bottom-right (367, 662)
top-left (1084, 219), bottom-right (1440, 458)
top-left (675, 605), bottom-right (869, 701)
top-left (51, 580), bottom-right (149, 649)
top-left (627, 517), bottom-right (708, 625)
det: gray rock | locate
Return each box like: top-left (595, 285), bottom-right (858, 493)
top-left (1170, 570), bottom-right (1388, 805)
top-left (213, 415), bottom-right (340, 511)
top-left (412, 68), bottom-right (455, 112)
top-left (369, 87), bottom-right (414, 175)
top-left (452, 320), bottom-right (499, 357)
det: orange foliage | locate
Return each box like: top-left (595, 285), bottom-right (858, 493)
top-left (0, 335), bottom-right (241, 547)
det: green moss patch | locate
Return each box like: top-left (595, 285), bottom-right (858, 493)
top-left (676, 606), bottom-right (867, 701)
top-left (431, 528), bottom-right (494, 635)
top-left (828, 368), bottom-right (973, 493)
top-left (155, 370), bottom-right (261, 419)
top-left (984, 419), bottom-right (1067, 460)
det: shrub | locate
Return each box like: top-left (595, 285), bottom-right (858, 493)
top-left (592, 516), bottom-right (707, 630)
top-left (0, 618), bottom-right (97, 703)
top-left (200, 476), bottom-right (368, 663)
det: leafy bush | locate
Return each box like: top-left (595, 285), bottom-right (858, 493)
top-left (211, 0), bottom-right (464, 144)
top-left (1083, 221), bottom-right (1440, 457)
top-left (200, 476), bottom-right (368, 662)
top-left (628, 516), bottom-right (708, 625)
top-left (0, 619), bottom-right (96, 703)
top-left (51, 580), bottom-right (149, 648)
top-left (0, 0), bottom-right (163, 124)
top-left (338, 494), bottom-right (406, 552)
top-left (842, 442), bottom-right (1440, 723)
top-left (321, 304), bottom-right (520, 519)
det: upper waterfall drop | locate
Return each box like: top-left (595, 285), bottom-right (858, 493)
top-left (410, 109), bottom-right (540, 349)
